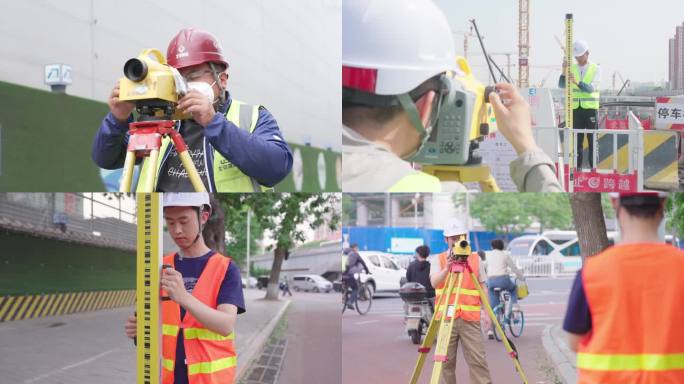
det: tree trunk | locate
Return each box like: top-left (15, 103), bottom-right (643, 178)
top-left (265, 247), bottom-right (286, 300)
top-left (569, 193), bottom-right (610, 262)
top-left (203, 195), bottom-right (225, 253)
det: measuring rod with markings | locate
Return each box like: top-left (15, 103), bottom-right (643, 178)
top-left (136, 193), bottom-right (163, 384)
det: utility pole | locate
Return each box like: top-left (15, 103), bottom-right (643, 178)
top-left (246, 208), bottom-right (251, 282)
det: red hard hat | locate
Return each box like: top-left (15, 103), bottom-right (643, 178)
top-left (166, 28), bottom-right (229, 69)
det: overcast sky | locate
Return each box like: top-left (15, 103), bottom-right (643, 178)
top-left (433, 0), bottom-right (683, 88)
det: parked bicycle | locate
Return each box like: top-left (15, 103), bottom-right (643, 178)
top-left (341, 273), bottom-right (373, 315)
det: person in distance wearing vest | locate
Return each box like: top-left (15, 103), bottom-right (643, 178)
top-left (563, 192), bottom-right (684, 384)
top-left (559, 40), bottom-right (601, 170)
top-left (429, 218), bottom-right (492, 384)
top-left (93, 28), bottom-right (292, 192)
top-left (124, 193), bottom-right (245, 384)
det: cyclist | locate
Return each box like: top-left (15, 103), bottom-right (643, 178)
top-left (485, 239), bottom-right (525, 338)
top-left (342, 243), bottom-right (370, 310)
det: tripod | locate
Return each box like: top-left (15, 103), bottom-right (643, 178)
top-left (120, 119), bottom-right (207, 192)
top-left (409, 250), bottom-right (528, 384)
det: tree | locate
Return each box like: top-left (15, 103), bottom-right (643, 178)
top-left (216, 193), bottom-right (340, 300)
top-left (223, 206), bottom-right (264, 268)
top-left (522, 193), bottom-right (573, 233)
top-left (469, 194), bottom-right (533, 239)
top-left (203, 194), bottom-right (226, 254)
top-left (665, 194), bottom-right (684, 240)
top-left (569, 193), bottom-right (609, 261)
top-left (467, 193), bottom-right (574, 239)
top-left (342, 194), bottom-right (356, 227)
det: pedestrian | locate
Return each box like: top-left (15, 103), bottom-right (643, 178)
top-left (484, 239), bottom-right (525, 339)
top-left (559, 40), bottom-right (601, 170)
top-left (430, 218), bottom-right (492, 384)
top-left (406, 245), bottom-right (435, 311)
top-left (124, 193), bottom-right (245, 384)
top-left (281, 279), bottom-right (293, 297)
top-left (342, 0), bottom-right (562, 192)
top-left (563, 192), bottom-right (684, 383)
top-left (94, 28), bottom-right (293, 192)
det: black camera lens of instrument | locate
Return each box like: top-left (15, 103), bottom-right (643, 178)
top-left (124, 58), bottom-right (148, 82)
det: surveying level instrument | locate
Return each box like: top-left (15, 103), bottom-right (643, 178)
top-left (565, 14), bottom-right (575, 192)
top-left (409, 240), bottom-right (529, 384)
top-left (119, 48), bottom-right (206, 193)
top-left (408, 21), bottom-right (500, 191)
top-left (136, 193), bottom-right (163, 384)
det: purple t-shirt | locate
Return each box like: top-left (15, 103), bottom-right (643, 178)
top-left (173, 251), bottom-right (245, 384)
top-left (563, 269), bottom-right (592, 335)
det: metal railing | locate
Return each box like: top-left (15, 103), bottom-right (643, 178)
top-left (515, 257), bottom-right (580, 278)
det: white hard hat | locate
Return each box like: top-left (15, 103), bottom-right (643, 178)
top-left (573, 40), bottom-right (589, 57)
top-left (443, 218), bottom-right (468, 237)
top-left (342, 0), bottom-right (456, 95)
top-left (163, 193), bottom-right (212, 213)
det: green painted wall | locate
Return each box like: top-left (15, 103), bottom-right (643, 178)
top-left (0, 81), bottom-right (340, 191)
top-left (0, 230), bottom-right (135, 295)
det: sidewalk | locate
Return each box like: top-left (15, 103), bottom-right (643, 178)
top-left (235, 288), bottom-right (291, 380)
top-left (0, 288), bottom-right (290, 383)
top-left (541, 323), bottom-right (577, 384)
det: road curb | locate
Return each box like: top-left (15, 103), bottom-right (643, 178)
top-left (236, 299), bottom-right (292, 381)
top-left (541, 324), bottom-right (577, 384)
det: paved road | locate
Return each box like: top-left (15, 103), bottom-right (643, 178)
top-left (341, 277), bottom-right (574, 384)
top-left (279, 292), bottom-right (341, 384)
top-left (0, 289), bottom-right (288, 384)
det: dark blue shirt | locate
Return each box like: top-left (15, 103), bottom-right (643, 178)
top-left (563, 269), bottom-right (592, 335)
top-left (91, 92), bottom-right (293, 188)
top-left (172, 251), bottom-right (245, 384)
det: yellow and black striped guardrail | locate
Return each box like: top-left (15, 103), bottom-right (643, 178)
top-left (580, 131), bottom-right (678, 189)
top-left (0, 289), bottom-right (135, 322)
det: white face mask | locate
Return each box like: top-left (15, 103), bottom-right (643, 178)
top-left (187, 81), bottom-right (216, 103)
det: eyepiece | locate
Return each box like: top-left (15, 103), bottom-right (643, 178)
top-left (124, 58), bottom-right (148, 82)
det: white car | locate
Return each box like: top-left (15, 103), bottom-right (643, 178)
top-left (357, 251), bottom-right (407, 297)
top-left (290, 274), bottom-right (333, 293)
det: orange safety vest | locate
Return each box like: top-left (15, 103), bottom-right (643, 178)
top-left (578, 243), bottom-right (684, 384)
top-left (161, 252), bottom-right (237, 384)
top-left (434, 252), bottom-right (482, 322)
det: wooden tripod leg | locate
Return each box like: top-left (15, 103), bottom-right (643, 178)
top-left (470, 273), bottom-right (529, 384)
top-left (177, 150), bottom-right (206, 192)
top-left (120, 151), bottom-right (137, 192)
top-left (410, 272), bottom-right (454, 384)
top-left (429, 272), bottom-right (464, 384)
top-left (137, 150), bottom-right (159, 193)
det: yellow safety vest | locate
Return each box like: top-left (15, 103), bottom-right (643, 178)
top-left (137, 99), bottom-right (271, 192)
top-left (388, 172), bottom-right (441, 192)
top-left (571, 63), bottom-right (600, 110)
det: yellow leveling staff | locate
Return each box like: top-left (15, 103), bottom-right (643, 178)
top-left (565, 13), bottom-right (574, 192)
top-left (136, 193), bottom-right (163, 384)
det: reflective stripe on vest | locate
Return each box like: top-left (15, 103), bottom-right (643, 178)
top-left (136, 99), bottom-right (270, 192)
top-left (188, 356), bottom-right (237, 375)
top-left (161, 253), bottom-right (236, 384)
top-left (571, 63), bottom-right (600, 110)
top-left (388, 172), bottom-right (441, 192)
top-left (433, 252), bottom-right (482, 321)
top-left (577, 353), bottom-right (684, 371)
